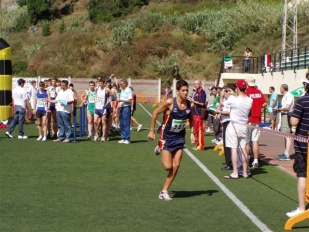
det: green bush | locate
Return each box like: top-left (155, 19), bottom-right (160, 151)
top-left (59, 20), bottom-right (65, 33)
top-left (134, 13), bottom-right (167, 32)
top-left (88, 0), bottom-right (149, 23)
top-left (12, 60), bottom-right (28, 75)
top-left (112, 22), bottom-right (136, 46)
top-left (42, 20), bottom-right (51, 36)
top-left (14, 14), bottom-right (27, 32)
top-left (17, 0), bottom-right (27, 7)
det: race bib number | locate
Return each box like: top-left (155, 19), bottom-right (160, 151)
top-left (88, 96), bottom-right (96, 103)
top-left (96, 97), bottom-right (105, 108)
top-left (37, 98), bottom-right (45, 107)
top-left (50, 90), bottom-right (56, 98)
top-left (170, 119), bottom-right (186, 133)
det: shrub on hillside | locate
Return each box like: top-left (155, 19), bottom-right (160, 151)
top-left (134, 13), bottom-right (167, 32)
top-left (112, 22), bottom-right (136, 46)
top-left (59, 20), bottom-right (65, 33)
top-left (42, 20), bottom-right (51, 36)
top-left (0, 7), bottom-right (27, 32)
top-left (88, 0), bottom-right (149, 23)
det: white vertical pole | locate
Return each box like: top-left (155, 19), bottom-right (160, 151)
top-left (173, 78), bottom-right (176, 98)
top-left (68, 76), bottom-right (71, 84)
top-left (158, 78), bottom-right (161, 104)
top-left (128, 77), bottom-right (131, 87)
top-left (37, 76), bottom-right (41, 84)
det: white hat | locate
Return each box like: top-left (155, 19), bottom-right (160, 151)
top-left (218, 83), bottom-right (224, 89)
top-left (245, 76), bottom-right (255, 87)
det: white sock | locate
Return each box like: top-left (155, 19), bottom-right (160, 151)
top-left (254, 159), bottom-right (258, 163)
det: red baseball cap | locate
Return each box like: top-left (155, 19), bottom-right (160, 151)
top-left (236, 80), bottom-right (247, 89)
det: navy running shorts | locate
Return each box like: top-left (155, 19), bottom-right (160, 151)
top-left (159, 138), bottom-right (186, 153)
top-left (36, 110), bottom-right (47, 118)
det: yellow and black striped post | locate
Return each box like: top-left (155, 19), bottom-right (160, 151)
top-left (0, 38), bottom-right (12, 121)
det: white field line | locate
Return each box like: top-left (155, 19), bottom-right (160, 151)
top-left (139, 103), bottom-right (272, 232)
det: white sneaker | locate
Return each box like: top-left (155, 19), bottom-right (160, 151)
top-left (215, 139), bottom-right (223, 145)
top-left (212, 139), bottom-right (219, 144)
top-left (118, 140), bottom-right (125, 144)
top-left (205, 128), bottom-right (210, 133)
top-left (286, 208), bottom-right (305, 218)
top-left (5, 131), bottom-right (13, 138)
top-left (37, 135), bottom-right (43, 141)
top-left (93, 136), bottom-right (98, 142)
top-left (159, 190), bottom-right (172, 201)
top-left (101, 136), bottom-right (106, 142)
top-left (42, 136), bottom-right (47, 141)
top-left (18, 135), bottom-right (28, 139)
top-left (137, 124), bottom-right (142, 132)
top-left (124, 140), bottom-right (130, 144)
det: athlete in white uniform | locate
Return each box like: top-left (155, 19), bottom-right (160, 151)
top-left (28, 80), bottom-right (37, 121)
top-left (47, 77), bottom-right (59, 139)
top-left (93, 79), bottom-right (110, 142)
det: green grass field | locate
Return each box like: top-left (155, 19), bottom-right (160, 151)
top-left (0, 104), bottom-right (308, 231)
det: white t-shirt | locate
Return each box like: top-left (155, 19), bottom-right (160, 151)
top-left (28, 85), bottom-right (37, 99)
top-left (281, 92), bottom-right (294, 113)
top-left (224, 95), bottom-right (252, 124)
top-left (55, 88), bottom-right (74, 113)
top-left (119, 87), bottom-right (132, 107)
top-left (12, 86), bottom-right (28, 108)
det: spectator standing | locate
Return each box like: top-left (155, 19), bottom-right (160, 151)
top-left (223, 80), bottom-right (252, 179)
top-left (129, 86), bottom-right (142, 132)
top-left (268, 86), bottom-right (278, 130)
top-left (28, 80), bottom-right (37, 122)
top-left (118, 79), bottom-right (133, 144)
top-left (5, 79), bottom-right (28, 139)
top-left (275, 84), bottom-right (295, 161)
top-left (147, 80), bottom-right (193, 201)
top-left (215, 84), bottom-right (237, 171)
top-left (210, 86), bottom-right (223, 144)
top-left (188, 79), bottom-right (206, 151)
top-left (244, 47), bottom-right (252, 73)
top-left (49, 80), bottom-right (74, 143)
top-left (286, 74), bottom-right (309, 217)
top-left (245, 76), bottom-right (267, 168)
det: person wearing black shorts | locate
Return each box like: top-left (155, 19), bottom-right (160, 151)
top-left (147, 80), bottom-right (194, 201)
top-left (286, 74), bottom-right (309, 217)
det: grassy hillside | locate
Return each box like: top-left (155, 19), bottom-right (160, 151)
top-left (1, 0), bottom-right (309, 82)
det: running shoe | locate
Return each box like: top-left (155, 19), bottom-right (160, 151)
top-left (205, 128), bottom-right (210, 133)
top-left (123, 140), bottom-right (130, 144)
top-left (159, 190), bottom-right (172, 201)
top-left (251, 162), bottom-right (259, 168)
top-left (137, 124), bottom-right (142, 132)
top-left (18, 135), bottom-right (28, 139)
top-left (93, 136), bottom-right (98, 142)
top-left (118, 140), bottom-right (125, 144)
top-left (286, 208), bottom-right (305, 218)
top-left (42, 136), bottom-right (47, 141)
top-left (101, 137), bottom-right (106, 142)
top-left (37, 135), bottom-right (43, 141)
top-left (5, 131), bottom-right (13, 138)
top-left (278, 154), bottom-right (290, 161)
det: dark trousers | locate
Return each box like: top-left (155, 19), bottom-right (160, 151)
top-left (223, 121), bottom-right (232, 167)
top-left (213, 117), bottom-right (221, 140)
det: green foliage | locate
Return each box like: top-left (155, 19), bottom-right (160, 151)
top-left (12, 60), bottom-right (28, 75)
top-left (17, 0), bottom-right (27, 7)
top-left (59, 20), bottom-right (65, 33)
top-left (112, 22), bottom-right (136, 46)
top-left (135, 13), bottom-right (167, 32)
top-left (152, 53), bottom-right (179, 77)
top-left (42, 20), bottom-right (51, 36)
top-left (88, 0), bottom-right (149, 23)
top-left (27, 0), bottom-right (51, 24)
top-left (14, 15), bottom-right (27, 32)
top-left (0, 7), bottom-right (27, 32)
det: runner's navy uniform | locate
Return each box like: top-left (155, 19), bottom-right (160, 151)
top-left (157, 98), bottom-right (191, 152)
top-left (36, 89), bottom-right (48, 117)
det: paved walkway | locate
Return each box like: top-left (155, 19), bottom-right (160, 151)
top-left (259, 130), bottom-right (296, 177)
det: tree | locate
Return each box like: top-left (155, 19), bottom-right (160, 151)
top-left (27, 0), bottom-right (51, 24)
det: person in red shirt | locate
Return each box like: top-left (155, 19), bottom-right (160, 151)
top-left (245, 76), bottom-right (267, 168)
top-left (188, 79), bottom-right (206, 151)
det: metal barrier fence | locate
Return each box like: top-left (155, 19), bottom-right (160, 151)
top-left (72, 105), bottom-right (88, 142)
top-left (220, 46), bottom-right (309, 76)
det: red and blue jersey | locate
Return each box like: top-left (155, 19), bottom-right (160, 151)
top-left (158, 98), bottom-right (191, 140)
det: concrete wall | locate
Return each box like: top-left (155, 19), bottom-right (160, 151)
top-left (220, 68), bottom-right (308, 95)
